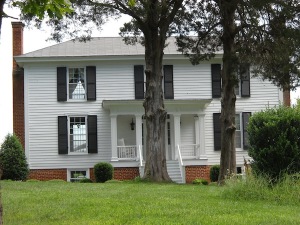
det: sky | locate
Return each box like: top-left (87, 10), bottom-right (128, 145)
top-left (0, 5), bottom-right (300, 144)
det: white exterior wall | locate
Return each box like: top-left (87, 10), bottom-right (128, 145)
top-left (24, 57), bottom-right (281, 169)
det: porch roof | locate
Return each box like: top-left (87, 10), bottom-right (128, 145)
top-left (102, 99), bottom-right (212, 115)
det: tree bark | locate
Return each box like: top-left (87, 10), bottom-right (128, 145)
top-left (141, 1), bottom-right (171, 182)
top-left (218, 0), bottom-right (238, 185)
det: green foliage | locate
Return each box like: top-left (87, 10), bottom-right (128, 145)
top-left (0, 134), bottom-right (29, 181)
top-left (94, 162), bottom-right (113, 183)
top-left (14, 0), bottom-right (72, 20)
top-left (248, 106), bottom-right (300, 181)
top-left (79, 178), bottom-right (93, 183)
top-left (192, 178), bottom-right (208, 185)
top-left (222, 173), bottom-right (300, 206)
top-left (210, 165), bottom-right (220, 182)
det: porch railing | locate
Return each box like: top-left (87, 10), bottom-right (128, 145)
top-left (180, 144), bottom-right (200, 159)
top-left (117, 145), bottom-right (137, 160)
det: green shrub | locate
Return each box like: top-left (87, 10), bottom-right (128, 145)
top-left (248, 106), bottom-right (300, 182)
top-left (0, 134), bottom-right (29, 181)
top-left (210, 165), bottom-right (220, 182)
top-left (192, 178), bottom-right (208, 185)
top-left (79, 178), bottom-right (93, 183)
top-left (94, 162), bottom-right (113, 183)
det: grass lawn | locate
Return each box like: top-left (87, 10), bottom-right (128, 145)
top-left (1, 180), bottom-right (299, 225)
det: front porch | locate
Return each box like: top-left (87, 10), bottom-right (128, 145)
top-left (103, 99), bottom-right (212, 182)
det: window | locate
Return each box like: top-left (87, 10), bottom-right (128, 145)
top-left (235, 114), bottom-right (241, 148)
top-left (213, 112), bottom-right (251, 151)
top-left (211, 63), bottom-right (250, 98)
top-left (69, 169), bottom-right (89, 182)
top-left (68, 68), bottom-right (86, 100)
top-left (163, 65), bottom-right (174, 99)
top-left (58, 115), bottom-right (98, 154)
top-left (57, 66), bottom-right (96, 101)
top-left (70, 117), bottom-right (87, 153)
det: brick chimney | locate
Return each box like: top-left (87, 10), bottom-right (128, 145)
top-left (12, 22), bottom-right (25, 148)
top-left (283, 90), bottom-right (291, 107)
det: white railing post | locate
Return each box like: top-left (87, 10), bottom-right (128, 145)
top-left (177, 145), bottom-right (184, 183)
top-left (138, 145), bottom-right (143, 167)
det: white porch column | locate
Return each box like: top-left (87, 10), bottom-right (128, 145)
top-left (199, 113), bottom-right (207, 159)
top-left (110, 115), bottom-right (118, 161)
top-left (173, 114), bottom-right (181, 159)
top-left (135, 114), bottom-right (143, 159)
top-left (194, 115), bottom-right (200, 159)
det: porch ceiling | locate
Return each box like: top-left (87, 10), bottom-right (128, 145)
top-left (102, 99), bottom-right (212, 115)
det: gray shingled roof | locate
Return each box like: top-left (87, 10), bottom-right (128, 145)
top-left (18, 37), bottom-right (182, 58)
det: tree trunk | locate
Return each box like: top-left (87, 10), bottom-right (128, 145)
top-left (218, 1), bottom-right (238, 185)
top-left (142, 32), bottom-right (171, 182)
top-left (141, 1), bottom-right (171, 182)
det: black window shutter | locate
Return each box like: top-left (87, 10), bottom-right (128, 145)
top-left (58, 116), bottom-right (68, 154)
top-left (164, 65), bottom-right (174, 99)
top-left (240, 64), bottom-right (250, 97)
top-left (242, 112), bottom-right (251, 150)
top-left (57, 67), bottom-right (67, 101)
top-left (86, 66), bottom-right (96, 100)
top-left (211, 64), bottom-right (221, 98)
top-left (134, 65), bottom-right (144, 99)
top-left (88, 115), bottom-right (98, 153)
top-left (213, 113), bottom-right (221, 151)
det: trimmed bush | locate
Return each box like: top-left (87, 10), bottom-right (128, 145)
top-left (192, 178), bottom-right (208, 185)
top-left (0, 134), bottom-right (29, 181)
top-left (94, 162), bottom-right (113, 183)
top-left (210, 165), bottom-right (220, 182)
top-left (79, 178), bottom-right (93, 183)
top-left (248, 106), bottom-right (300, 181)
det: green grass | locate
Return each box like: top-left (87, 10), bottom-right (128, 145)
top-left (1, 180), bottom-right (299, 225)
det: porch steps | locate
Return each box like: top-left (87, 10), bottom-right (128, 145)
top-left (167, 161), bottom-right (183, 184)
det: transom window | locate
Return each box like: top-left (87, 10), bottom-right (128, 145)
top-left (70, 117), bottom-right (87, 153)
top-left (69, 68), bottom-right (86, 99)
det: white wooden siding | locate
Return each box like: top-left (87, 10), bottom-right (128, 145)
top-left (24, 58), bottom-right (281, 169)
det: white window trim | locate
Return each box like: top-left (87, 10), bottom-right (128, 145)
top-left (68, 115), bottom-right (88, 155)
top-left (67, 67), bottom-right (87, 101)
top-left (67, 168), bottom-right (90, 182)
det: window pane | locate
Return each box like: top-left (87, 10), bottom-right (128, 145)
top-left (70, 117), bottom-right (87, 153)
top-left (69, 68), bottom-right (86, 99)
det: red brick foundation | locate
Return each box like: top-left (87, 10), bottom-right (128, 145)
top-left (113, 167), bottom-right (139, 180)
top-left (185, 166), bottom-right (210, 183)
top-left (29, 167), bottom-right (139, 181)
top-left (29, 169), bottom-right (67, 181)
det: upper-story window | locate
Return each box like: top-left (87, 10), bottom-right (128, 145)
top-left (134, 65), bottom-right (174, 100)
top-left (68, 68), bottom-right (86, 100)
top-left (57, 66), bottom-right (96, 102)
top-left (211, 64), bottom-right (250, 98)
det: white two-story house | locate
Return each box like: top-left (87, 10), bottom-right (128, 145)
top-left (12, 22), bottom-right (287, 183)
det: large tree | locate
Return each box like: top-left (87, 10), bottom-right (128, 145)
top-left (0, 0), bottom-right (72, 38)
top-left (175, 0), bottom-right (300, 184)
top-left (25, 0), bottom-right (186, 182)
